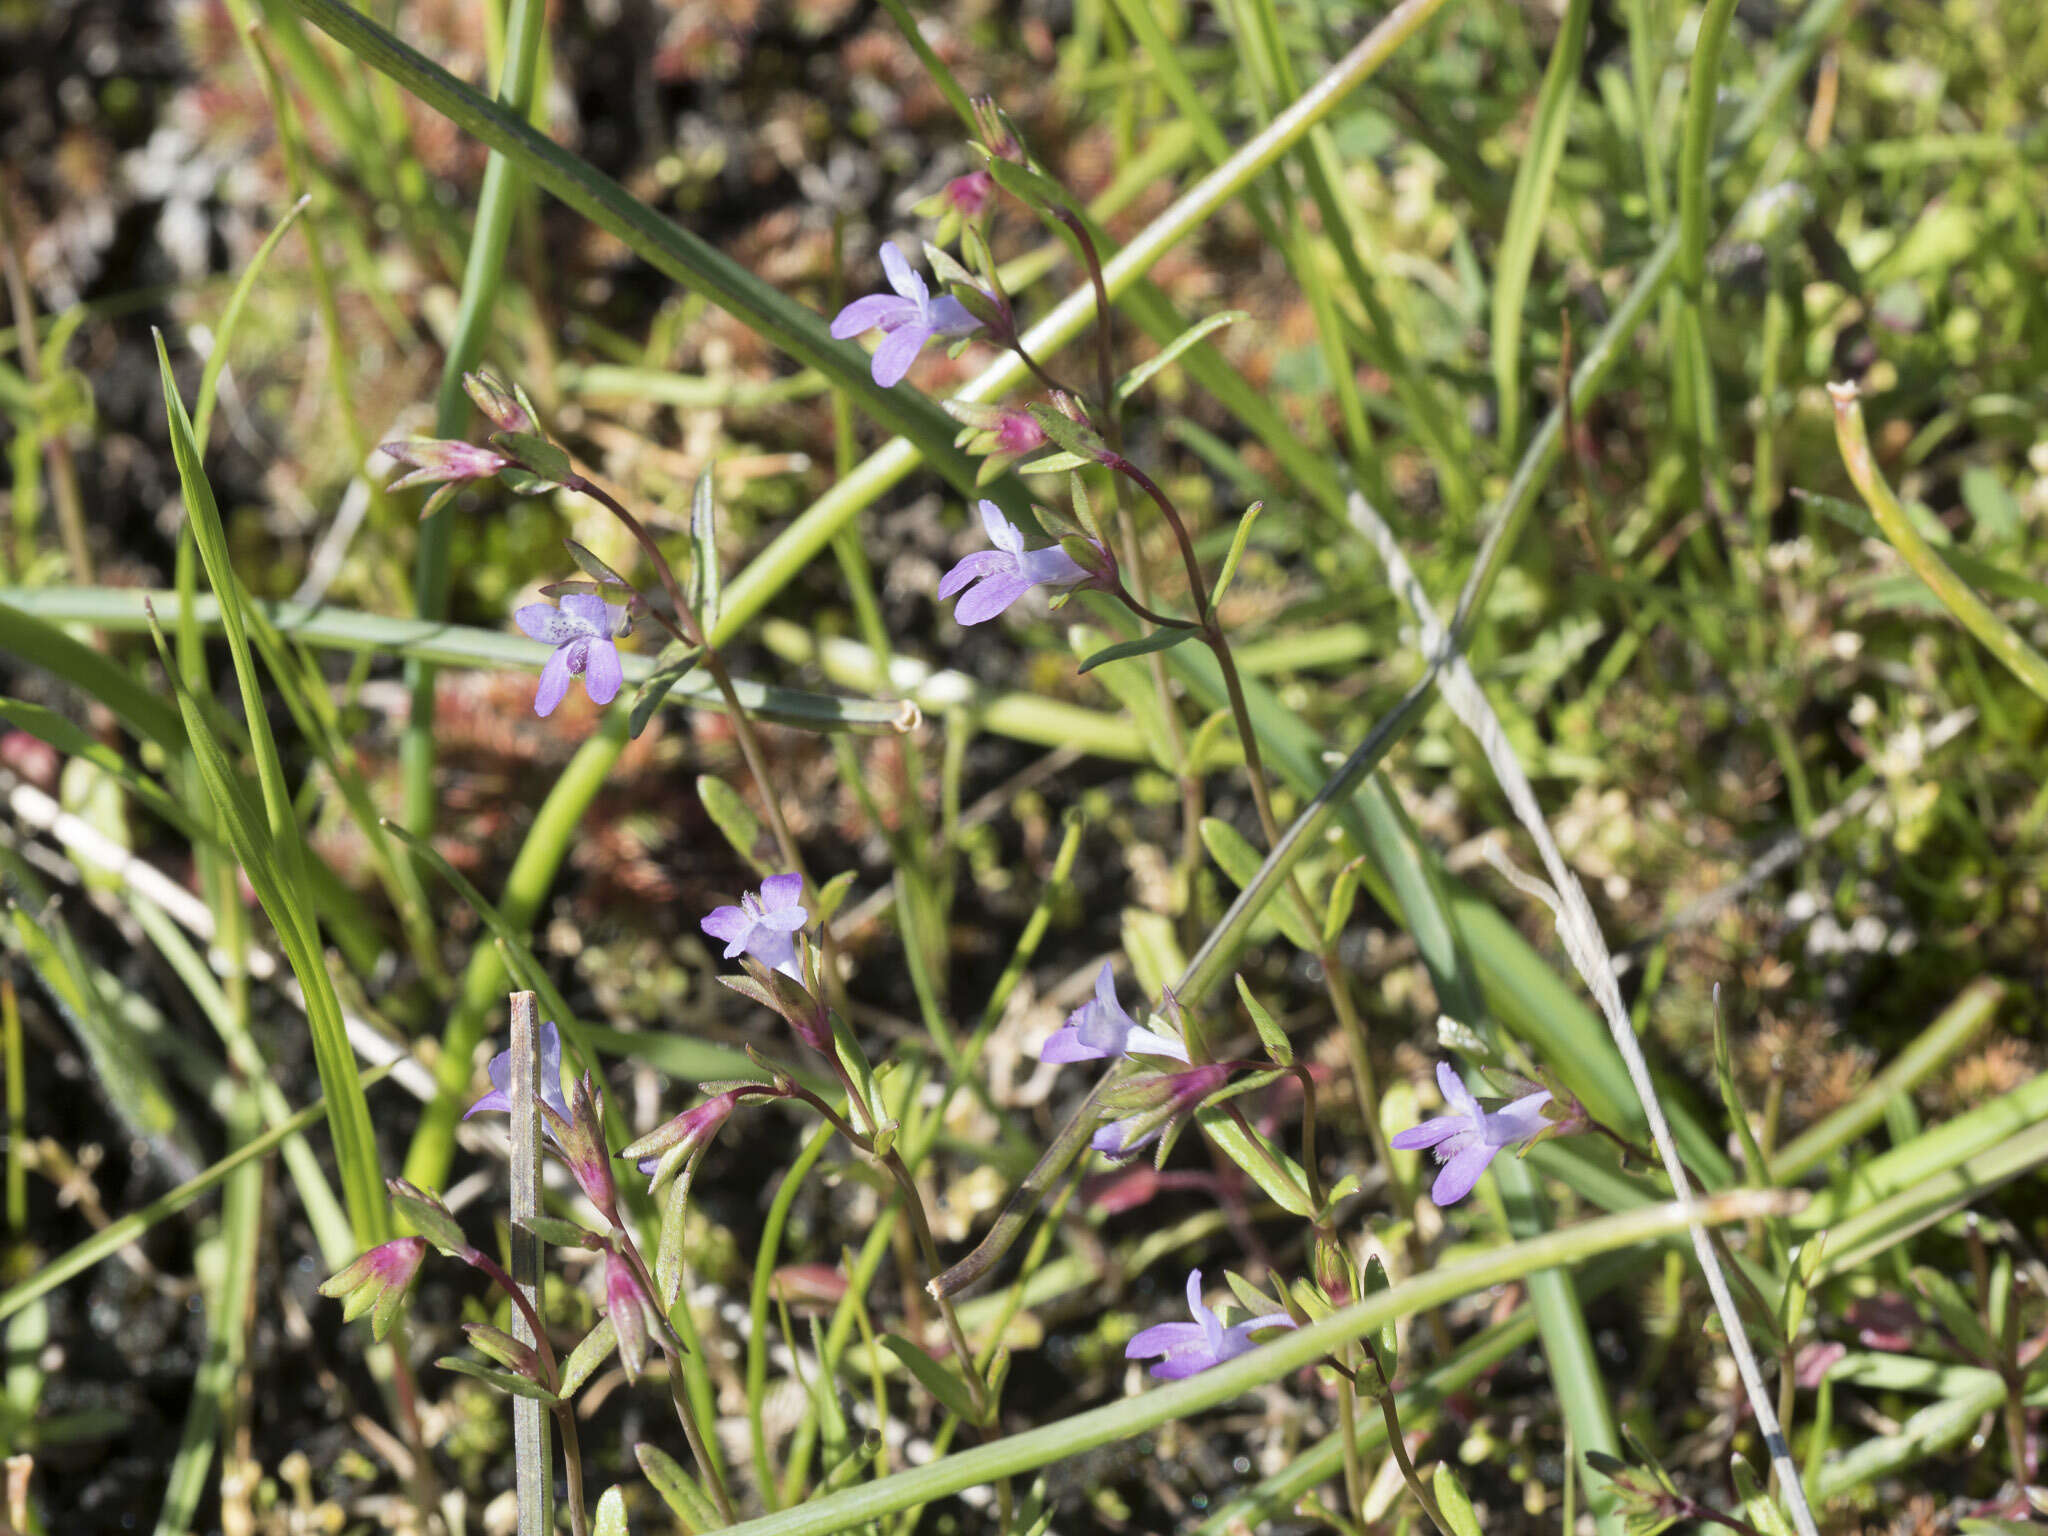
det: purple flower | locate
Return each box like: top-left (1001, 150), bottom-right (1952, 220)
top-left (938, 500), bottom-right (1095, 625)
top-left (515, 593), bottom-right (626, 716)
top-left (1092, 1063), bottom-right (1229, 1160)
top-left (466, 1019), bottom-right (572, 1130)
top-left (700, 873), bottom-right (808, 980)
top-left (831, 243), bottom-right (982, 388)
top-left (1390, 1062), bottom-right (1553, 1207)
top-left (625, 1088), bottom-right (744, 1187)
top-left (1125, 1269), bottom-right (1295, 1381)
top-left (1041, 963), bottom-right (1188, 1064)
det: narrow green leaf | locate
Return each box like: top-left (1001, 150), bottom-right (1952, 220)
top-left (880, 1333), bottom-right (981, 1423)
top-left (1116, 311), bottom-right (1250, 404)
top-left (1233, 975), bottom-right (1292, 1067)
top-left (1361, 1254), bottom-right (1398, 1385)
top-left (1194, 1104), bottom-right (1314, 1218)
top-left (0, 602), bottom-right (183, 750)
top-left (564, 538), bottom-right (632, 590)
top-left (594, 1487), bottom-right (630, 1536)
top-left (637, 1442), bottom-right (716, 1533)
top-left (1908, 1267), bottom-right (1996, 1363)
top-left (518, 1214), bottom-right (601, 1249)
top-left (192, 195), bottom-right (309, 449)
top-left (436, 1356), bottom-right (561, 1403)
top-left (698, 774), bottom-right (767, 871)
top-left (1199, 817), bottom-right (1319, 953)
top-left (1729, 1453), bottom-right (1796, 1536)
top-left (1076, 627), bottom-right (1198, 674)
top-left (1490, 0), bottom-right (1592, 452)
top-left (629, 642), bottom-right (703, 739)
top-left (1432, 1463), bottom-right (1483, 1536)
top-left (1208, 501), bottom-right (1264, 610)
top-left (689, 469), bottom-right (721, 632)
top-left (560, 1317), bottom-right (618, 1398)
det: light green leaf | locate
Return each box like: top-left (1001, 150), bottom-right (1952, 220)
top-left (880, 1333), bottom-right (981, 1424)
top-left (1431, 1462), bottom-right (1483, 1536)
top-left (1233, 975), bottom-right (1292, 1067)
top-left (1077, 628), bottom-right (1198, 674)
top-left (1116, 311), bottom-right (1249, 403)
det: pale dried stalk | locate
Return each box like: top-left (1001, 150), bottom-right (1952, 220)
top-left (1348, 488), bottom-right (1821, 1536)
top-left (509, 991), bottom-right (553, 1536)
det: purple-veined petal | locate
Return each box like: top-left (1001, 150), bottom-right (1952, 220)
top-left (1432, 1141), bottom-right (1495, 1206)
top-left (936, 549), bottom-right (1011, 600)
top-left (559, 593), bottom-right (615, 637)
top-left (1390, 1114), bottom-right (1463, 1152)
top-left (582, 639), bottom-right (623, 706)
top-left (926, 294), bottom-right (980, 336)
top-left (533, 648), bottom-right (574, 717)
top-left (516, 602), bottom-right (580, 645)
top-left (832, 293), bottom-right (914, 338)
top-left (869, 323), bottom-right (930, 388)
top-left (952, 570), bottom-right (1035, 626)
top-left (879, 241), bottom-right (925, 304)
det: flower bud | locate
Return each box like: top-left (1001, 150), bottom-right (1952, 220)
top-left (604, 1250), bottom-right (654, 1384)
top-left (463, 368), bottom-right (539, 435)
top-left (318, 1237), bottom-right (428, 1341)
top-left (556, 1074), bottom-right (620, 1226)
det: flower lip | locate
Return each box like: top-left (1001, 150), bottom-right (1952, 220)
top-left (1389, 1061), bottom-right (1552, 1206)
top-left (830, 243), bottom-right (983, 388)
top-left (515, 594), bottom-right (627, 716)
top-left (938, 500), bottom-right (1097, 626)
top-left (1040, 963), bottom-right (1189, 1064)
top-left (1124, 1268), bottom-right (1295, 1380)
top-left (700, 874), bottom-right (809, 979)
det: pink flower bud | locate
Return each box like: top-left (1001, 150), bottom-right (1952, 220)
top-left (605, 1250), bottom-right (653, 1383)
top-left (944, 171), bottom-right (994, 218)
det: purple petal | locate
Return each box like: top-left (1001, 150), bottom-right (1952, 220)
top-left (516, 602), bottom-right (579, 645)
top-left (869, 324), bottom-right (930, 388)
top-left (926, 294), bottom-right (981, 336)
top-left (1390, 1114), bottom-right (1463, 1152)
top-left (464, 1088), bottom-right (512, 1120)
top-left (1091, 1120), bottom-right (1132, 1155)
top-left (879, 242), bottom-right (924, 304)
top-left (1436, 1061), bottom-right (1479, 1119)
top-left (701, 905), bottom-right (753, 954)
top-left (1124, 1320), bottom-right (1205, 1359)
top-left (978, 499), bottom-right (1021, 554)
top-left (533, 648), bottom-right (574, 717)
top-left (1488, 1090), bottom-right (1553, 1146)
top-left (581, 639), bottom-right (623, 706)
top-left (1146, 1349), bottom-right (1222, 1381)
top-left (1432, 1142), bottom-right (1495, 1206)
top-left (559, 593), bottom-right (615, 637)
top-left (952, 571), bottom-right (1034, 626)
top-left (537, 1022), bottom-right (567, 1119)
top-left (1189, 1270), bottom-right (1224, 1356)
top-left (1038, 1024), bottom-right (1106, 1063)
top-left (1020, 544), bottom-right (1089, 590)
top-left (759, 873), bottom-right (806, 912)
top-left (832, 293), bottom-right (914, 338)
top-left (936, 549), bottom-right (1012, 600)
top-left (1124, 1024), bottom-right (1190, 1063)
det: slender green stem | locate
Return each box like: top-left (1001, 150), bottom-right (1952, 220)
top-left (882, 1150), bottom-right (993, 1423)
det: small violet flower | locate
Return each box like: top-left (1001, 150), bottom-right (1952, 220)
top-left (700, 873), bottom-right (808, 980)
top-left (465, 1019), bottom-right (572, 1129)
top-left (1389, 1061), bottom-right (1552, 1207)
top-left (831, 243), bottom-right (982, 388)
top-left (1041, 962), bottom-right (1188, 1064)
top-left (939, 500), bottom-right (1098, 626)
top-left (515, 593), bottom-right (627, 717)
top-left (1125, 1269), bottom-right (1295, 1381)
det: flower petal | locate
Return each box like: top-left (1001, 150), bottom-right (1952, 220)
top-left (759, 873), bottom-right (807, 912)
top-left (1487, 1089), bottom-right (1553, 1146)
top-left (926, 294), bottom-right (981, 336)
top-left (515, 602), bottom-right (579, 645)
top-left (533, 648), bottom-right (574, 717)
top-left (1436, 1060), bottom-right (1479, 1119)
top-left (1038, 1024), bottom-right (1105, 1063)
top-left (581, 639), bottom-right (623, 706)
top-left (1124, 1320), bottom-right (1205, 1359)
top-left (879, 241), bottom-right (925, 304)
top-left (936, 549), bottom-right (1011, 600)
top-left (978, 499), bottom-right (1022, 555)
top-left (559, 593), bottom-right (616, 637)
top-left (1431, 1141), bottom-right (1495, 1206)
top-left (464, 1088), bottom-right (511, 1119)
top-left (869, 324), bottom-right (929, 388)
top-left (951, 570), bottom-right (1034, 626)
top-left (831, 293), bottom-right (913, 338)
top-left (1123, 1024), bottom-right (1191, 1063)
top-left (1390, 1114), bottom-right (1462, 1151)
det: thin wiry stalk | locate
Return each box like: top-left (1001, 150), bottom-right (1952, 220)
top-left (1348, 487), bottom-right (1821, 1536)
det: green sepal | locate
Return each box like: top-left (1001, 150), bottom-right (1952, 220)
top-left (490, 430), bottom-right (573, 484)
top-left (1222, 1269), bottom-right (1286, 1317)
top-left (1019, 450), bottom-right (1093, 476)
top-left (565, 538), bottom-right (632, 590)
